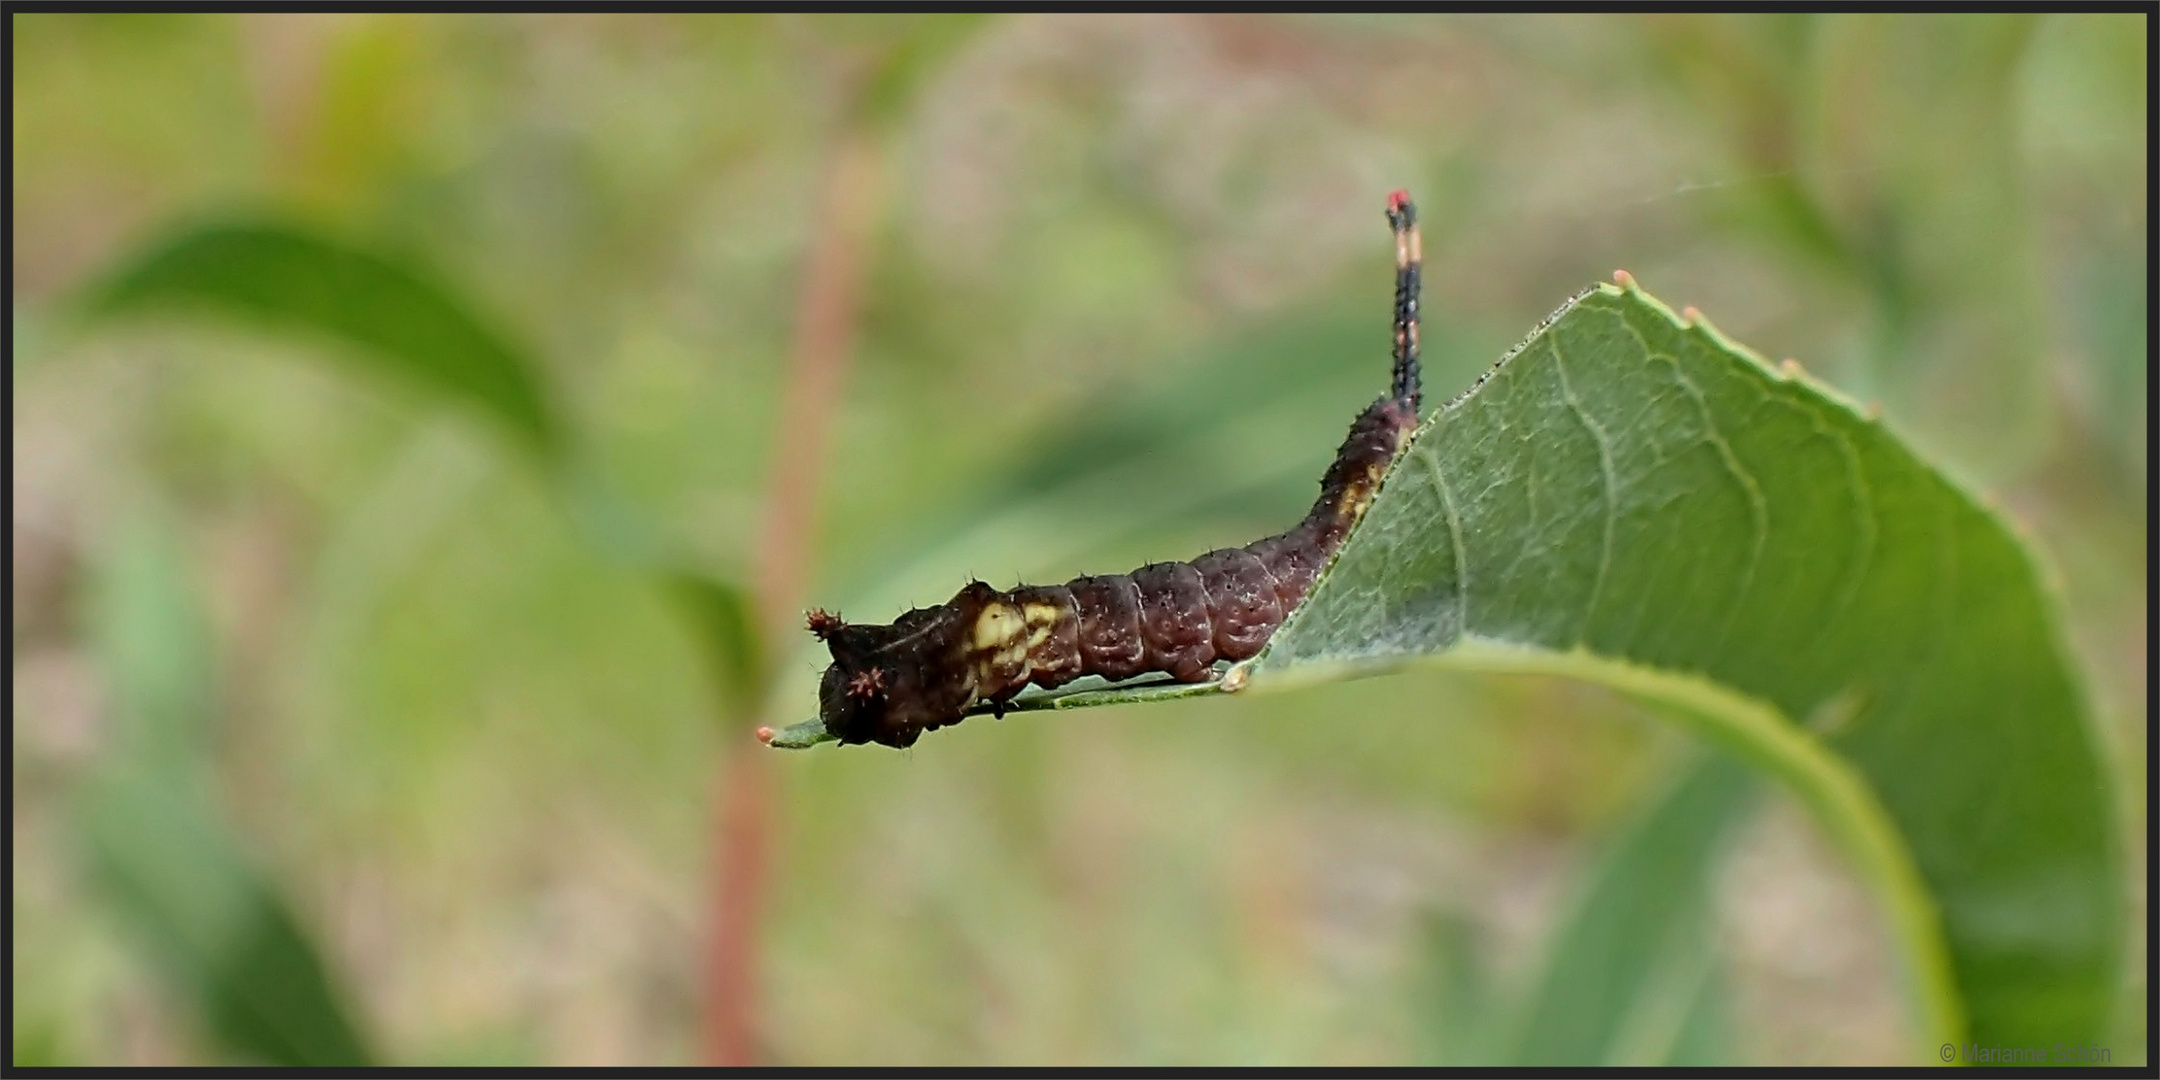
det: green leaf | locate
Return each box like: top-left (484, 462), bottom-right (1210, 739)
top-left (77, 771), bottom-right (375, 1067)
top-left (80, 509), bottom-right (374, 1066)
top-left (90, 509), bottom-right (217, 767)
top-left (1415, 754), bottom-right (1746, 1066)
top-left (1251, 282), bottom-right (2116, 1051)
top-left (1506, 753), bottom-right (1755, 1065)
top-left (1658, 944), bottom-right (1735, 1067)
top-left (82, 222), bottom-right (562, 458)
top-left (663, 570), bottom-right (766, 724)
top-left (851, 14), bottom-right (995, 128)
top-left (1807, 14), bottom-right (2048, 481)
top-left (1411, 906), bottom-right (1499, 1066)
top-left (771, 280), bottom-right (2121, 1056)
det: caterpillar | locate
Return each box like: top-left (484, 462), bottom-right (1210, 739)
top-left (803, 191), bottom-right (1425, 748)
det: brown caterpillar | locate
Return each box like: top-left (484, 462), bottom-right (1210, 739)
top-left (801, 191), bottom-right (1425, 748)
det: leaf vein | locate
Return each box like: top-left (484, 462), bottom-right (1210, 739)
top-left (1419, 445), bottom-right (1471, 638)
top-left (1786, 386), bottom-right (1880, 671)
top-left (1630, 327), bottom-right (1769, 670)
top-left (1547, 333), bottom-right (1618, 647)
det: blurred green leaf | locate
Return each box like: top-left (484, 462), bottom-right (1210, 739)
top-left (1650, 14), bottom-right (2057, 481)
top-left (988, 314), bottom-right (1431, 502)
top-left (664, 570), bottom-right (765, 724)
top-left (853, 14), bottom-right (993, 129)
top-left (1507, 754), bottom-right (1755, 1065)
top-left (2070, 243), bottom-right (2148, 489)
top-left (1412, 906), bottom-right (1498, 1066)
top-left (1661, 956), bottom-right (1735, 1066)
top-left (1638, 15), bottom-right (1852, 275)
top-left (77, 771), bottom-right (374, 1067)
top-left (9, 1023), bottom-right (64, 1069)
top-left (80, 509), bottom-right (374, 1066)
top-left (1808, 14), bottom-right (2047, 480)
top-left (91, 509), bottom-right (216, 767)
top-left (83, 222), bottom-right (563, 458)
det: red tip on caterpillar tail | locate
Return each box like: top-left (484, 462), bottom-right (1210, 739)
top-left (847, 667), bottom-right (888, 699)
top-left (806, 608), bottom-right (845, 639)
top-left (1612, 269), bottom-right (1636, 288)
top-left (1387, 188), bottom-right (1412, 213)
top-left (755, 726), bottom-right (776, 745)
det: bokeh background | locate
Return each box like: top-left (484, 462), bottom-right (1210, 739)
top-left (11, 13), bottom-right (2146, 1066)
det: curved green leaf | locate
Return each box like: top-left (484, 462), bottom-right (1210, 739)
top-left (1506, 753), bottom-right (1756, 1066)
top-left (83, 223), bottom-right (562, 458)
top-left (81, 509), bottom-right (373, 1066)
top-left (78, 770), bottom-right (375, 1067)
top-left (664, 569), bottom-right (766, 725)
top-left (770, 280), bottom-right (2121, 1056)
top-left (78, 223), bottom-right (776, 733)
top-left (1252, 281), bottom-right (2117, 1052)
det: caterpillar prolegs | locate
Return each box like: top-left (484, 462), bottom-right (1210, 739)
top-left (806, 192), bottom-right (1425, 748)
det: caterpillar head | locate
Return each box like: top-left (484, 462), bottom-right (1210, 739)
top-left (807, 584), bottom-right (998, 748)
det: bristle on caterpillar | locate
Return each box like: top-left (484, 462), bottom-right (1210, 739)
top-left (846, 667), bottom-right (888, 699)
top-left (805, 608), bottom-right (845, 640)
top-left (807, 192), bottom-right (1427, 748)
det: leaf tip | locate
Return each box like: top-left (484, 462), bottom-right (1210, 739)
top-left (767, 719), bottom-right (835, 750)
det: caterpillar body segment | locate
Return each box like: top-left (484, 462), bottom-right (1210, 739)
top-left (810, 193), bottom-right (1425, 748)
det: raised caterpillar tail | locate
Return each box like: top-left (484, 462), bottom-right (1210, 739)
top-left (1385, 189), bottom-right (1422, 413)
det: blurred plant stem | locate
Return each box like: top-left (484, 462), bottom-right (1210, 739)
top-left (704, 128), bottom-right (886, 1066)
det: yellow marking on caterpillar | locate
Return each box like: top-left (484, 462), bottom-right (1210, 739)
top-left (1017, 602), bottom-right (1063, 652)
top-left (1333, 462), bottom-right (1392, 519)
top-left (973, 603), bottom-right (1025, 651)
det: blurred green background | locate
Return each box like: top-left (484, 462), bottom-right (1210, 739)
top-left (11, 13), bottom-right (2145, 1066)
